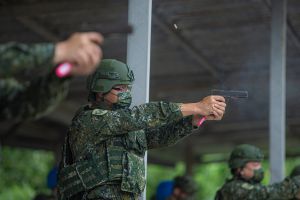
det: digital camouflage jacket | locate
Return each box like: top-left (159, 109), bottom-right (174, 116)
top-left (215, 176), bottom-right (300, 200)
top-left (58, 102), bottom-right (195, 199)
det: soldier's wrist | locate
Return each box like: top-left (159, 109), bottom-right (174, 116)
top-left (180, 103), bottom-right (198, 116)
top-left (53, 41), bottom-right (67, 65)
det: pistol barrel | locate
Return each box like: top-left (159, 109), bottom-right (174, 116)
top-left (211, 89), bottom-right (248, 99)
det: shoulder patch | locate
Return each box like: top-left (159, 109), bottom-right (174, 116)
top-left (92, 109), bottom-right (108, 116)
top-left (241, 183), bottom-right (254, 190)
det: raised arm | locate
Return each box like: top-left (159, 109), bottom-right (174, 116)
top-left (220, 177), bottom-right (300, 200)
top-left (106, 94), bottom-right (225, 134)
top-left (0, 32), bottom-right (103, 78)
top-left (145, 116), bottom-right (194, 149)
top-left (93, 102), bottom-right (184, 136)
top-left (79, 95), bottom-right (225, 139)
top-left (0, 73), bottom-right (69, 121)
top-left (0, 42), bottom-right (54, 77)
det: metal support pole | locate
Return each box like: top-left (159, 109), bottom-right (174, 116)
top-left (269, 0), bottom-right (287, 183)
top-left (127, 0), bottom-right (152, 199)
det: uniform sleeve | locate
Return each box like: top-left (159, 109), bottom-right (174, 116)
top-left (145, 116), bottom-right (194, 149)
top-left (0, 42), bottom-right (55, 78)
top-left (75, 102), bottom-right (186, 139)
top-left (100, 102), bottom-right (184, 135)
top-left (221, 177), bottom-right (300, 200)
top-left (0, 72), bottom-right (69, 121)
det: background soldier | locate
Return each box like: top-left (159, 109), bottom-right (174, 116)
top-left (167, 176), bottom-right (198, 200)
top-left (155, 176), bottom-right (198, 200)
top-left (0, 32), bottom-right (103, 121)
top-left (215, 144), bottom-right (300, 200)
top-left (58, 59), bottom-right (226, 200)
top-left (155, 180), bottom-right (174, 200)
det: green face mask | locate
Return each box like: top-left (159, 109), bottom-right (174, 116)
top-left (251, 168), bottom-right (264, 183)
top-left (112, 91), bottom-right (132, 109)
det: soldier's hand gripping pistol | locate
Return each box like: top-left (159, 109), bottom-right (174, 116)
top-left (197, 89), bottom-right (248, 126)
top-left (55, 25), bottom-right (133, 78)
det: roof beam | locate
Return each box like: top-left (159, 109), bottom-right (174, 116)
top-left (0, 0), bottom-right (124, 17)
top-left (16, 16), bottom-right (60, 42)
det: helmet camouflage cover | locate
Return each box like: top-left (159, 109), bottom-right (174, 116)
top-left (86, 59), bottom-right (134, 101)
top-left (228, 144), bottom-right (264, 169)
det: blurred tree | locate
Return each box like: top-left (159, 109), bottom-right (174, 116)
top-left (0, 146), bottom-right (54, 200)
top-left (1, 147), bottom-right (300, 200)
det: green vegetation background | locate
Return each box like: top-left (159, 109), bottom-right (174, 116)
top-left (1, 146), bottom-right (300, 200)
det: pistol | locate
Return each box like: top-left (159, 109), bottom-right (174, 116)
top-left (100, 24), bottom-right (133, 37)
top-left (211, 89), bottom-right (248, 99)
top-left (197, 89), bottom-right (248, 127)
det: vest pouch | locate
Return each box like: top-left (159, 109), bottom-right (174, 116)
top-left (121, 151), bottom-right (146, 194)
top-left (74, 158), bottom-right (108, 190)
top-left (58, 156), bottom-right (108, 199)
top-left (124, 130), bottom-right (147, 154)
top-left (106, 146), bottom-right (124, 181)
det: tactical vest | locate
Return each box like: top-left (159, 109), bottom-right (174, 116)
top-left (58, 129), bottom-right (147, 200)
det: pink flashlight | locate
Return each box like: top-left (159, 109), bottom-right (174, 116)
top-left (197, 116), bottom-right (206, 127)
top-left (55, 62), bottom-right (73, 78)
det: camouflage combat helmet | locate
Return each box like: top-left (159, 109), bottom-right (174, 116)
top-left (228, 144), bottom-right (264, 169)
top-left (87, 59), bottom-right (134, 101)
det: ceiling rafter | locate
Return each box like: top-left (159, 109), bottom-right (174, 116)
top-left (16, 16), bottom-right (60, 42)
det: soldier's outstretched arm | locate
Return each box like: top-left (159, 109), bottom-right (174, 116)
top-left (145, 116), bottom-right (194, 149)
top-left (180, 95), bottom-right (226, 120)
top-left (264, 176), bottom-right (300, 200)
top-left (101, 95), bottom-right (225, 135)
top-left (0, 32), bottom-right (103, 78)
top-left (0, 42), bottom-right (55, 78)
top-left (223, 176), bottom-right (300, 200)
top-left (97, 102), bottom-right (185, 136)
top-left (145, 95), bottom-right (226, 142)
top-left (0, 72), bottom-right (69, 121)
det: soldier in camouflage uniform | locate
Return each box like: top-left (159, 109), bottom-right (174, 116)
top-left (57, 59), bottom-right (226, 200)
top-left (215, 144), bottom-right (300, 200)
top-left (0, 32), bottom-right (103, 121)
